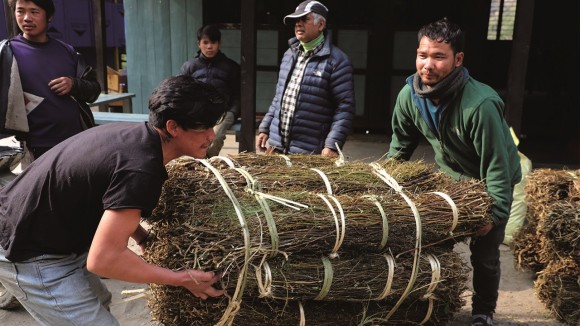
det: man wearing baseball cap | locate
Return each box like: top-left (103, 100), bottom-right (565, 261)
top-left (257, 0), bottom-right (355, 157)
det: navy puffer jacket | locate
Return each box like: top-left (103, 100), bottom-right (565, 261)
top-left (258, 35), bottom-right (355, 154)
top-left (180, 51), bottom-right (241, 118)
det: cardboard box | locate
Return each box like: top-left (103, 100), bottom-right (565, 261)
top-left (107, 66), bottom-right (127, 93)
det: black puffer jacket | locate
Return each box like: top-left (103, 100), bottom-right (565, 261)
top-left (258, 35), bottom-right (355, 154)
top-left (180, 51), bottom-right (241, 118)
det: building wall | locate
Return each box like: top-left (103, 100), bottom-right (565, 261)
top-left (124, 0), bottom-right (202, 113)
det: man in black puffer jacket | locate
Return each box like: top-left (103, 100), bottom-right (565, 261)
top-left (257, 0), bottom-right (355, 157)
top-left (180, 24), bottom-right (240, 158)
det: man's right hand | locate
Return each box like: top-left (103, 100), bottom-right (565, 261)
top-left (256, 133), bottom-right (269, 152)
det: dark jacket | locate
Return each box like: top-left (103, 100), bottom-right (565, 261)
top-left (0, 38), bottom-right (100, 136)
top-left (258, 35), bottom-right (355, 154)
top-left (387, 74), bottom-right (521, 225)
top-left (180, 51), bottom-right (241, 118)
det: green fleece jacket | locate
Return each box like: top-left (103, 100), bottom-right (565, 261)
top-left (387, 75), bottom-right (521, 225)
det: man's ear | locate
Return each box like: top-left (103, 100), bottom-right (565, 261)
top-left (455, 51), bottom-right (464, 67)
top-left (165, 120), bottom-right (179, 138)
top-left (318, 20), bottom-right (326, 33)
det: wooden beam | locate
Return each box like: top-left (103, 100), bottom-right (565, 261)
top-left (3, 1), bottom-right (18, 37)
top-left (92, 0), bottom-right (107, 94)
top-left (505, 0), bottom-right (535, 135)
top-left (239, 0), bottom-right (257, 153)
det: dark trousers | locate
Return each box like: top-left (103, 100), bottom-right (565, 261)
top-left (470, 222), bottom-right (507, 315)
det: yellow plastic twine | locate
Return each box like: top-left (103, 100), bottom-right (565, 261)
top-left (298, 301), bottom-right (306, 326)
top-left (278, 154), bottom-right (293, 167)
top-left (196, 159), bottom-right (249, 326)
top-left (430, 191), bottom-right (459, 235)
top-left (419, 254), bottom-right (441, 325)
top-left (237, 166), bottom-right (307, 256)
top-left (317, 194), bottom-right (346, 259)
top-left (314, 256), bottom-right (334, 300)
top-left (375, 253), bottom-right (395, 300)
top-left (334, 142), bottom-right (346, 167)
top-left (370, 162), bottom-right (422, 321)
top-left (310, 168), bottom-right (333, 195)
top-left (254, 254), bottom-right (273, 298)
top-left (362, 195), bottom-right (390, 250)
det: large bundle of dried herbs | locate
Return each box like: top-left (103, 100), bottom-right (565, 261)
top-left (512, 169), bottom-right (580, 271)
top-left (510, 168), bottom-right (580, 325)
top-left (535, 258), bottom-right (579, 325)
top-left (146, 250), bottom-right (469, 326)
top-left (148, 159), bottom-right (490, 256)
top-left (224, 153), bottom-right (450, 194)
top-left (145, 156), bottom-right (492, 325)
top-left (537, 201), bottom-right (579, 262)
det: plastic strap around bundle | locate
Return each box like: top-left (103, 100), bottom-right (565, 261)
top-left (430, 191), bottom-right (459, 235)
top-left (254, 255), bottom-right (273, 298)
top-left (370, 163), bottom-right (422, 321)
top-left (419, 254), bottom-right (441, 325)
top-left (311, 168), bottom-right (333, 195)
top-left (197, 159), bottom-right (249, 326)
top-left (298, 301), bottom-right (306, 326)
top-left (314, 256), bottom-right (334, 300)
top-left (317, 194), bottom-right (346, 258)
top-left (375, 254), bottom-right (395, 300)
top-left (334, 141), bottom-right (346, 167)
top-left (209, 155), bottom-right (237, 168)
top-left (363, 195), bottom-right (389, 250)
top-left (235, 167), bottom-right (278, 254)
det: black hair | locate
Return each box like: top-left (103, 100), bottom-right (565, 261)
top-left (8, 0), bottom-right (55, 20)
top-left (148, 75), bottom-right (227, 132)
top-left (197, 25), bottom-right (221, 42)
top-left (418, 18), bottom-right (464, 54)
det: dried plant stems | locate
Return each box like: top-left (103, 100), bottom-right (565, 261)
top-left (144, 156), bottom-right (493, 325)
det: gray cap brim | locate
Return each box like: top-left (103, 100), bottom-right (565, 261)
top-left (283, 12), bottom-right (309, 25)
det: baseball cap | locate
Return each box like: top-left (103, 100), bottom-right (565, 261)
top-left (283, 0), bottom-right (329, 25)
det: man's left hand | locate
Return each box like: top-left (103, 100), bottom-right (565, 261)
top-left (322, 147), bottom-right (338, 158)
top-left (475, 223), bottom-right (494, 237)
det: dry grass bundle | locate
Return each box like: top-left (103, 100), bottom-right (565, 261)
top-left (144, 156), bottom-right (488, 325)
top-left (512, 169), bottom-right (580, 271)
top-left (525, 169), bottom-right (580, 218)
top-left (148, 173), bottom-right (490, 259)
top-left (243, 251), bottom-right (465, 302)
top-left (224, 154), bottom-right (450, 194)
top-left (534, 258), bottom-right (579, 325)
top-left (511, 222), bottom-right (548, 273)
top-left (537, 201), bottom-right (580, 262)
top-left (226, 152), bottom-right (339, 168)
top-left (146, 251), bottom-right (469, 325)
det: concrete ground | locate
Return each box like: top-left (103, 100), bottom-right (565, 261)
top-left (0, 133), bottom-right (564, 325)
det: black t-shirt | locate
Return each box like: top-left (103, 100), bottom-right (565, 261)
top-left (0, 122), bottom-right (168, 262)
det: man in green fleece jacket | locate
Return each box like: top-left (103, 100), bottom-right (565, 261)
top-left (386, 18), bottom-right (521, 326)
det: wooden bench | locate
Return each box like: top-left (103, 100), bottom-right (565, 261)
top-left (92, 112), bottom-right (148, 124)
top-left (91, 93), bottom-right (136, 113)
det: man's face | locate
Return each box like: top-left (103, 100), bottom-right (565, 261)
top-left (294, 14), bottom-right (324, 43)
top-left (416, 36), bottom-right (464, 88)
top-left (14, 0), bottom-right (49, 42)
top-left (176, 126), bottom-right (216, 159)
top-left (197, 36), bottom-right (220, 59)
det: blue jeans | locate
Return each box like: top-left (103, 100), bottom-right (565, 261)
top-left (0, 247), bottom-right (119, 325)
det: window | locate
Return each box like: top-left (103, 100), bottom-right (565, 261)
top-left (487, 0), bottom-right (518, 40)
